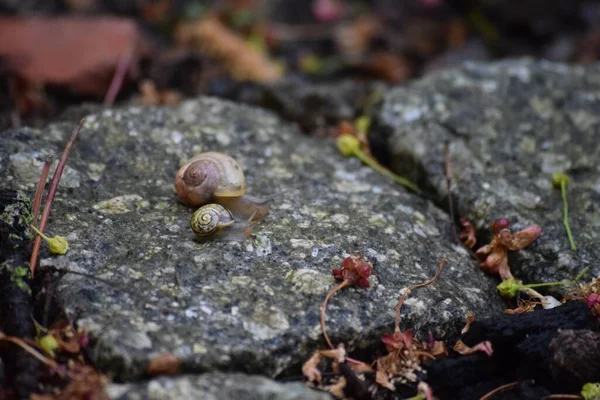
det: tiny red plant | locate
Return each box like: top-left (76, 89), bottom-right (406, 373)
top-left (321, 255), bottom-right (373, 349)
top-left (375, 259), bottom-right (447, 391)
top-left (475, 218), bottom-right (541, 280)
top-left (332, 254), bottom-right (372, 288)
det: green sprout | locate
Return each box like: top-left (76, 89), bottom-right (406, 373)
top-left (336, 134), bottom-right (421, 194)
top-left (29, 225), bottom-right (69, 255)
top-left (497, 267), bottom-right (589, 298)
top-left (552, 172), bottom-right (576, 251)
top-left (10, 266), bottom-right (30, 293)
top-left (582, 383), bottom-right (600, 400)
top-left (353, 115), bottom-right (370, 135)
top-left (39, 334), bottom-right (60, 358)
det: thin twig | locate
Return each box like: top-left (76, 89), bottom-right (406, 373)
top-left (103, 45), bottom-right (135, 106)
top-left (395, 259), bottom-right (446, 333)
top-left (543, 395), bottom-right (582, 400)
top-left (480, 380), bottom-right (534, 400)
top-left (30, 119), bottom-right (84, 276)
top-left (31, 158), bottom-right (52, 225)
top-left (0, 330), bottom-right (63, 376)
top-left (444, 142), bottom-right (459, 244)
top-left (320, 280), bottom-right (352, 349)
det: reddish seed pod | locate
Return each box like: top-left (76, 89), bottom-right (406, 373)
top-left (333, 255), bottom-right (373, 288)
top-left (491, 218), bottom-right (510, 234)
top-left (586, 293), bottom-right (600, 308)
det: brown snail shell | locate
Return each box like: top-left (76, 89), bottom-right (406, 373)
top-left (175, 152), bottom-right (246, 207)
top-left (190, 203), bottom-right (235, 238)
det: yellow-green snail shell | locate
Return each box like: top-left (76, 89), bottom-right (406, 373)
top-left (190, 204), bottom-right (235, 238)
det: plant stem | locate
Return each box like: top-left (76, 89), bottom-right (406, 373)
top-left (31, 158), bottom-right (52, 225)
top-left (561, 180), bottom-right (576, 251)
top-left (0, 330), bottom-right (62, 375)
top-left (524, 266), bottom-right (590, 291)
top-left (395, 259), bottom-right (446, 333)
top-left (353, 150), bottom-right (421, 194)
top-left (320, 279), bottom-right (351, 349)
top-left (574, 266), bottom-right (589, 281)
top-left (29, 225), bottom-right (51, 241)
top-left (525, 281), bottom-right (572, 289)
top-left (30, 119), bottom-right (84, 276)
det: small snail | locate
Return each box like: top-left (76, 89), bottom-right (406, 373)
top-left (191, 203), bottom-right (258, 240)
top-left (175, 152), bottom-right (271, 221)
top-left (191, 203), bottom-right (235, 238)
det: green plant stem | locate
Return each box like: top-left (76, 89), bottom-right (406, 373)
top-left (353, 151), bottom-right (422, 194)
top-left (30, 224), bottom-right (51, 242)
top-left (561, 180), bottom-right (577, 251)
top-left (574, 266), bottom-right (590, 281)
top-left (524, 281), bottom-right (571, 289)
top-left (524, 266), bottom-right (589, 290)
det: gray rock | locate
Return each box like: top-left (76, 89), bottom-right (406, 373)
top-left (230, 79), bottom-right (381, 132)
top-left (0, 97), bottom-right (503, 381)
top-left (106, 373), bottom-right (331, 400)
top-left (370, 59), bottom-right (599, 293)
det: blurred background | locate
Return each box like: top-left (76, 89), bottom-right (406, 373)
top-left (1, 0), bottom-right (600, 130)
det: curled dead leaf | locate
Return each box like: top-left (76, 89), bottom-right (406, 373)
top-left (460, 312), bottom-right (475, 335)
top-left (302, 351), bottom-right (322, 383)
top-left (453, 339), bottom-right (493, 356)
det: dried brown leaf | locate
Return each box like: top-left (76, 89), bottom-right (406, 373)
top-left (460, 312), bottom-right (475, 335)
top-left (453, 339), bottom-right (493, 356)
top-left (430, 340), bottom-right (448, 357)
top-left (175, 16), bottom-right (281, 82)
top-left (375, 360), bottom-right (396, 391)
top-left (326, 377), bottom-right (347, 399)
top-left (0, 17), bottom-right (145, 97)
top-left (302, 351), bottom-right (322, 383)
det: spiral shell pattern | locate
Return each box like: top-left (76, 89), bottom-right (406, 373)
top-left (191, 204), bottom-right (235, 238)
top-left (175, 152), bottom-right (247, 207)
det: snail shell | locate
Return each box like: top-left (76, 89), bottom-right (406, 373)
top-left (175, 152), bottom-right (247, 207)
top-left (190, 203), bottom-right (235, 238)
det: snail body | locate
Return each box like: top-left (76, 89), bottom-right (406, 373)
top-left (175, 152), bottom-right (270, 221)
top-left (191, 204), bottom-right (235, 238)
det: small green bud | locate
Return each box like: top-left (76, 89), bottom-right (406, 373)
top-left (552, 172), bottom-right (570, 188)
top-left (497, 279), bottom-right (523, 298)
top-left (39, 334), bottom-right (60, 358)
top-left (354, 115), bottom-right (370, 134)
top-left (47, 235), bottom-right (69, 255)
top-left (582, 383), bottom-right (600, 400)
top-left (30, 225), bottom-right (69, 255)
top-left (336, 134), bottom-right (361, 157)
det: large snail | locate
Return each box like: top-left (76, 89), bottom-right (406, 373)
top-left (175, 152), bottom-right (271, 221)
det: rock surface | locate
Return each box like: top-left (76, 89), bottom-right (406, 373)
top-left (370, 59), bottom-right (600, 293)
top-left (106, 373), bottom-right (332, 400)
top-left (0, 97), bottom-right (504, 383)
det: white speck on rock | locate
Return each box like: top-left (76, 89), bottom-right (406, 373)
top-left (413, 224), bottom-right (427, 238)
top-left (330, 214), bottom-right (349, 225)
top-left (185, 308), bottom-right (198, 318)
top-left (255, 234), bottom-right (272, 256)
top-left (290, 238), bottom-right (314, 249)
